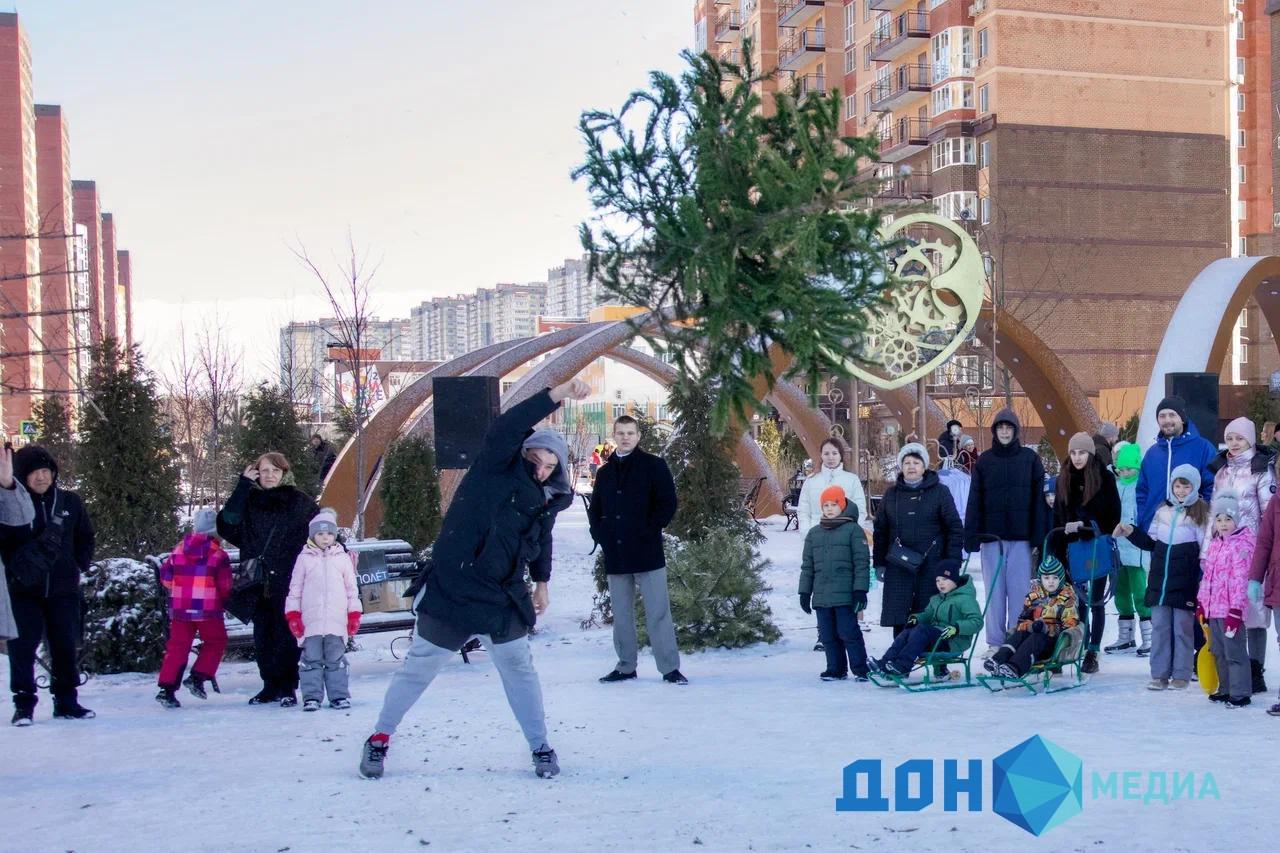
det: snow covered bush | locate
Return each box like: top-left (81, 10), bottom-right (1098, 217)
top-left (80, 558), bottom-right (168, 674)
top-left (637, 528), bottom-right (780, 652)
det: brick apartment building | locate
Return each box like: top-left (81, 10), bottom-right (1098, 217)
top-left (696, 1), bottom-right (1271, 407)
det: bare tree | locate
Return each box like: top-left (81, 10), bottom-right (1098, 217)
top-left (160, 321), bottom-right (208, 517)
top-left (196, 317), bottom-right (244, 508)
top-left (293, 233), bottom-right (382, 538)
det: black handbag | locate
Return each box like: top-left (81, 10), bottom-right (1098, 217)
top-left (231, 523), bottom-right (277, 595)
top-left (9, 498), bottom-right (67, 594)
top-left (886, 491), bottom-right (935, 574)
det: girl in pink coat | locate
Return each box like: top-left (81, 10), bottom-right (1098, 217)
top-left (1198, 492), bottom-right (1255, 707)
top-left (285, 509), bottom-right (362, 711)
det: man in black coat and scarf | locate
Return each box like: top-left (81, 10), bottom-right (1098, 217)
top-left (589, 414), bottom-right (683, 684)
top-left (2, 445), bottom-right (95, 724)
top-left (360, 378), bottom-right (590, 781)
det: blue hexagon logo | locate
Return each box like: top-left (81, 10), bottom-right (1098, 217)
top-left (991, 735), bottom-right (1083, 836)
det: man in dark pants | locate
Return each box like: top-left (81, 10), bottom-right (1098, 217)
top-left (588, 415), bottom-right (685, 684)
top-left (2, 445), bottom-right (96, 725)
top-left (360, 378), bottom-right (590, 780)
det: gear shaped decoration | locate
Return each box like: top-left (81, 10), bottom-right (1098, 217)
top-left (839, 213), bottom-right (985, 390)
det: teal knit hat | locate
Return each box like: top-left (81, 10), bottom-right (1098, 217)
top-left (1038, 552), bottom-right (1066, 580)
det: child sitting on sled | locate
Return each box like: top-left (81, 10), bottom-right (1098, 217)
top-left (870, 559), bottom-right (982, 676)
top-left (983, 554), bottom-right (1079, 679)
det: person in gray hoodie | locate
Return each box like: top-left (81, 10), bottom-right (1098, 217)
top-left (0, 446), bottom-right (35, 652)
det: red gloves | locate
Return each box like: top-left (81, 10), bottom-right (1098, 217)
top-left (286, 611), bottom-right (305, 640)
top-left (1224, 608), bottom-right (1244, 638)
top-left (347, 611), bottom-right (361, 637)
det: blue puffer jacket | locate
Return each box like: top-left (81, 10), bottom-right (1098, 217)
top-left (1135, 421), bottom-right (1216, 531)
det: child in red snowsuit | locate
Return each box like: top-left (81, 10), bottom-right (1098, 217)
top-left (155, 509), bottom-right (233, 708)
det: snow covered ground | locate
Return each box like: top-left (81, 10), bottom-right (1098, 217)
top-left (2, 502), bottom-right (1275, 853)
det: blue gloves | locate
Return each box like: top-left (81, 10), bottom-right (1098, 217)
top-left (1249, 580), bottom-right (1264, 604)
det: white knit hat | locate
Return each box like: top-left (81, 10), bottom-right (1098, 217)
top-left (897, 442), bottom-right (929, 468)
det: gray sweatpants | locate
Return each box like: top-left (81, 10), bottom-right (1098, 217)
top-left (980, 541), bottom-right (1033, 648)
top-left (1209, 618), bottom-right (1251, 700)
top-left (373, 628), bottom-right (548, 751)
top-left (608, 567), bottom-right (680, 676)
top-left (300, 634), bottom-right (350, 702)
top-left (1149, 606), bottom-right (1194, 681)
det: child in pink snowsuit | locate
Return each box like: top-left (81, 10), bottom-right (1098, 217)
top-left (285, 509), bottom-right (362, 711)
top-left (156, 509), bottom-right (233, 708)
top-left (1198, 491), bottom-right (1255, 707)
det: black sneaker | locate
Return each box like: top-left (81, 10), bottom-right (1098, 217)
top-left (852, 674), bottom-right (870, 683)
top-left (52, 703), bottom-right (96, 720)
top-left (598, 669), bottom-right (637, 684)
top-left (1226, 696), bottom-right (1252, 709)
top-left (330, 698), bottom-right (351, 710)
top-left (279, 693), bottom-right (298, 708)
top-left (1208, 692), bottom-right (1229, 703)
top-left (248, 688), bottom-right (278, 705)
top-left (819, 670), bottom-right (848, 681)
top-left (11, 707), bottom-right (33, 727)
top-left (532, 745), bottom-right (560, 778)
top-left (359, 734), bottom-right (390, 779)
top-left (155, 688), bottom-right (181, 709)
top-left (662, 669), bottom-right (689, 685)
top-left (184, 673), bottom-right (219, 700)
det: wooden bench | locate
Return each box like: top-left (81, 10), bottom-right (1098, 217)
top-left (739, 476), bottom-right (766, 522)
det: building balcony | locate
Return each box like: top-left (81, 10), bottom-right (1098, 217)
top-left (714, 9), bottom-right (741, 43)
top-left (878, 117), bottom-right (930, 162)
top-left (870, 63), bottom-right (931, 111)
top-left (870, 11), bottom-right (930, 62)
top-left (869, 0), bottom-right (906, 10)
top-left (719, 47), bottom-right (741, 65)
top-left (876, 172), bottom-right (932, 200)
top-left (777, 0), bottom-right (825, 29)
top-left (793, 73), bottom-right (827, 100)
top-left (777, 26), bottom-right (826, 71)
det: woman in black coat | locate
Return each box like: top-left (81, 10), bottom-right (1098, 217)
top-left (874, 443), bottom-right (964, 633)
top-left (218, 452), bottom-right (319, 706)
top-left (1052, 432), bottom-right (1122, 675)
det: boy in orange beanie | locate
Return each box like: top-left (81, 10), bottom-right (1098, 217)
top-left (798, 486), bottom-right (871, 680)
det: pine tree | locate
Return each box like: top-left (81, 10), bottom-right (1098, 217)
top-left (665, 380), bottom-right (758, 544)
top-left (378, 434), bottom-right (442, 552)
top-left (575, 46), bottom-right (897, 432)
top-left (628, 402), bottom-right (665, 453)
top-left (237, 382), bottom-right (319, 496)
top-left (78, 340), bottom-right (182, 560)
top-left (32, 394), bottom-right (77, 488)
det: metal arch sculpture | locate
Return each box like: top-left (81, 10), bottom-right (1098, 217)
top-left (1138, 256), bottom-right (1280, 448)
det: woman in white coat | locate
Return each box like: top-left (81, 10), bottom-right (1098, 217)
top-left (798, 437), bottom-right (871, 534)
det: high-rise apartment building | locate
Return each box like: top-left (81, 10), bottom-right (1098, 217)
top-left (409, 296), bottom-right (470, 362)
top-left (696, 1), bottom-right (1248, 396)
top-left (117, 249), bottom-right (132, 346)
top-left (100, 212), bottom-right (120, 343)
top-left (466, 282), bottom-right (546, 352)
top-left (546, 255), bottom-right (619, 319)
top-left (279, 317), bottom-right (413, 422)
top-left (0, 13), bottom-right (42, 427)
top-left (71, 180), bottom-right (104, 348)
top-left (34, 103), bottom-right (75, 395)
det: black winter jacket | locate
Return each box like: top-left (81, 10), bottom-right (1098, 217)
top-left (1128, 506), bottom-right (1203, 612)
top-left (217, 477), bottom-right (319, 600)
top-left (1051, 460), bottom-right (1122, 570)
top-left (418, 390), bottom-right (573, 636)
top-left (0, 446), bottom-right (94, 599)
top-left (964, 408), bottom-right (1049, 549)
top-left (874, 470), bottom-right (963, 627)
top-left (587, 448), bottom-right (678, 575)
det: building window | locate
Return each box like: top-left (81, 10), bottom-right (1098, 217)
top-left (863, 44), bottom-right (872, 70)
top-left (1239, 200), bottom-right (1247, 220)
top-left (1239, 92), bottom-right (1246, 112)
top-left (931, 30), bottom-right (950, 80)
top-left (980, 196), bottom-right (991, 224)
top-left (962, 82), bottom-right (974, 108)
top-left (1240, 165), bottom-right (1247, 183)
top-left (1238, 57), bottom-right (1246, 79)
top-left (932, 137), bottom-right (977, 170)
top-left (845, 45), bottom-right (856, 74)
top-left (979, 84), bottom-right (989, 112)
top-left (932, 86), bottom-right (952, 115)
top-left (863, 0), bottom-right (872, 22)
top-left (979, 140), bottom-right (990, 168)
top-left (1239, 130), bottom-right (1246, 148)
top-left (845, 93), bottom-right (857, 120)
top-left (933, 191), bottom-right (978, 222)
top-left (1240, 308), bottom-right (1248, 329)
top-left (1237, 18), bottom-right (1245, 39)
top-left (978, 28), bottom-right (988, 59)
top-left (960, 28), bottom-right (974, 73)
top-left (844, 3), bottom-right (855, 45)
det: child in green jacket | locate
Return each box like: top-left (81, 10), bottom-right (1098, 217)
top-left (799, 486), bottom-right (871, 680)
top-left (870, 559), bottom-right (982, 676)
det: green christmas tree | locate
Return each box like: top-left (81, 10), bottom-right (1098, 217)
top-left (32, 394), bottom-right (77, 488)
top-left (237, 382), bottom-right (320, 496)
top-left (78, 340), bottom-right (182, 560)
top-left (628, 402), bottom-right (666, 454)
top-left (575, 45), bottom-right (897, 433)
top-left (378, 434), bottom-right (442, 552)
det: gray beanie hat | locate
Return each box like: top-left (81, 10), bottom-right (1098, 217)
top-left (309, 507), bottom-right (340, 539)
top-left (1211, 490), bottom-right (1240, 523)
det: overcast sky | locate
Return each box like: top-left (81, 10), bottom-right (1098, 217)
top-left (20, 1), bottom-right (691, 379)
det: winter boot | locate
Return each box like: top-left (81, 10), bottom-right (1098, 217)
top-left (11, 706), bottom-right (33, 726)
top-left (662, 669), bottom-right (689, 685)
top-left (1082, 651), bottom-right (1099, 674)
top-left (248, 687), bottom-right (278, 705)
top-left (598, 669), bottom-right (637, 684)
top-left (532, 745), bottom-right (560, 778)
top-left (279, 692), bottom-right (298, 708)
top-left (813, 641), bottom-right (825, 652)
top-left (52, 702), bottom-right (96, 720)
top-left (1251, 659), bottom-right (1268, 695)
top-left (359, 733), bottom-right (390, 779)
top-left (819, 670), bottom-right (848, 681)
top-left (155, 688), bottom-right (181, 709)
top-left (1136, 619), bottom-right (1153, 657)
top-left (184, 672), bottom-right (219, 700)
top-left (1105, 618), bottom-right (1135, 654)
top-left (1226, 696), bottom-right (1252, 709)
top-left (303, 699), bottom-right (321, 712)
top-left (330, 698), bottom-right (351, 710)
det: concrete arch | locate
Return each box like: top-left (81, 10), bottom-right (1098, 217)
top-left (1139, 256), bottom-right (1280, 448)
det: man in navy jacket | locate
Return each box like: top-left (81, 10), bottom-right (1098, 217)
top-left (1135, 396), bottom-right (1217, 531)
top-left (589, 415), bottom-right (684, 684)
